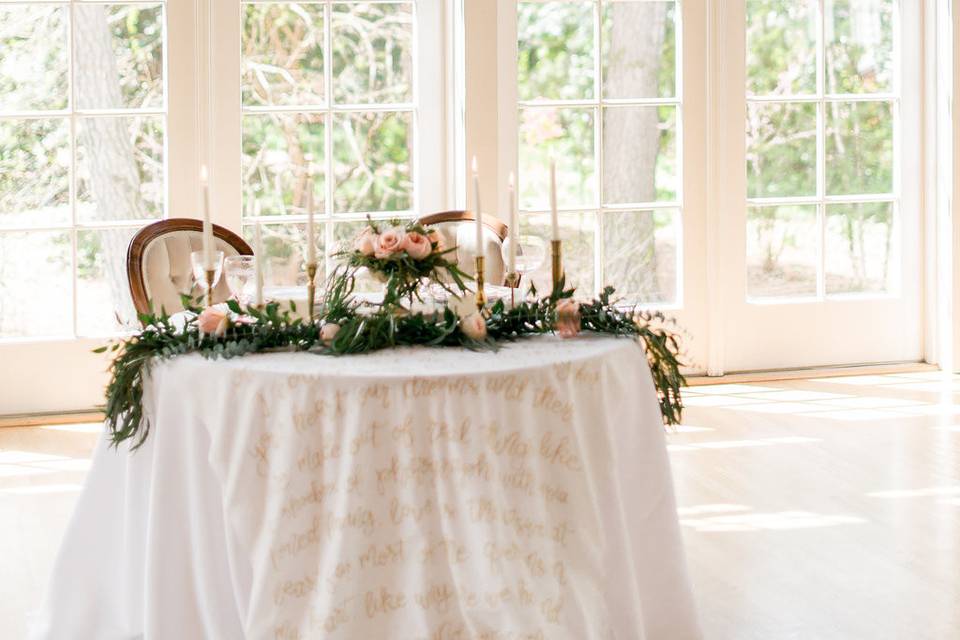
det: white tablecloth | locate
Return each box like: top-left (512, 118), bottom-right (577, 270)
top-left (34, 336), bottom-right (701, 639)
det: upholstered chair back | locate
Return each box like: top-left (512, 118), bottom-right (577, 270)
top-left (127, 219), bottom-right (253, 319)
top-left (418, 211), bottom-right (509, 285)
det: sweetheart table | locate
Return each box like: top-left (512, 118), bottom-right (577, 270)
top-left (33, 335), bottom-right (701, 640)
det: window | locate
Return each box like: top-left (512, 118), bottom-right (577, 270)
top-left (0, 2), bottom-right (167, 337)
top-left (515, 0), bottom-right (680, 305)
top-left (239, 1), bottom-right (418, 287)
top-left (745, 0), bottom-right (897, 299)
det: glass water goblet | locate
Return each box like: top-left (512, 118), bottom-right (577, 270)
top-left (190, 250), bottom-right (224, 305)
top-left (502, 234), bottom-right (546, 281)
top-left (224, 255), bottom-right (257, 308)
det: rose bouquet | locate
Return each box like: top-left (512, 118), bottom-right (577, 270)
top-left (339, 219), bottom-right (470, 303)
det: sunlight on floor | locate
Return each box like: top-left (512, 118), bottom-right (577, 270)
top-left (680, 510), bottom-right (868, 532)
top-left (673, 372), bottom-right (960, 639)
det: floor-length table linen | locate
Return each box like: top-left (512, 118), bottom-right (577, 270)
top-left (33, 335), bottom-right (701, 639)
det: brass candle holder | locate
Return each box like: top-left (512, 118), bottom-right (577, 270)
top-left (205, 269), bottom-right (215, 307)
top-left (551, 239), bottom-right (563, 290)
top-left (474, 255), bottom-right (487, 311)
top-left (306, 262), bottom-right (318, 322)
top-left (505, 271), bottom-right (520, 307)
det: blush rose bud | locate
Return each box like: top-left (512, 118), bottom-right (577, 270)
top-left (556, 299), bottom-right (581, 339)
top-left (320, 322), bottom-right (341, 345)
top-left (197, 307), bottom-right (229, 337)
top-left (402, 231), bottom-right (432, 260)
top-left (460, 312), bottom-right (487, 341)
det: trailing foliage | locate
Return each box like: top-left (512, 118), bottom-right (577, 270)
top-left (98, 267), bottom-right (686, 449)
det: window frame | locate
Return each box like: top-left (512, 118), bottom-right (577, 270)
top-left (493, 0), bottom-right (686, 309)
top-left (208, 0), bottom-right (450, 279)
top-left (743, 0), bottom-right (904, 303)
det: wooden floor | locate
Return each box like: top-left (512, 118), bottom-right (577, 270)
top-left (2, 372), bottom-right (959, 639)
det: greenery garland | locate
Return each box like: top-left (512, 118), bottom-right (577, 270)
top-left (98, 221), bottom-right (685, 448)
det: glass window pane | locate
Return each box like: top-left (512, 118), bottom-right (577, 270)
top-left (603, 105), bottom-right (676, 204)
top-left (747, 204), bottom-right (818, 298)
top-left (0, 230), bottom-right (72, 338)
top-left (746, 101), bottom-right (817, 198)
top-left (825, 0), bottom-right (894, 94)
top-left (601, 1), bottom-right (675, 99)
top-left (746, 0), bottom-right (817, 96)
top-left (76, 115), bottom-right (164, 223)
top-left (518, 1), bottom-right (595, 101)
top-left (519, 107), bottom-right (595, 210)
top-left (520, 211), bottom-right (595, 295)
top-left (242, 113), bottom-right (325, 218)
top-left (243, 222), bottom-right (322, 288)
top-left (76, 227), bottom-right (140, 335)
top-left (332, 2), bottom-right (413, 104)
top-left (0, 6), bottom-right (69, 111)
top-left (331, 220), bottom-right (366, 256)
top-left (825, 201), bottom-right (894, 294)
top-left (825, 100), bottom-right (892, 195)
top-left (332, 111), bottom-right (412, 213)
top-left (603, 209), bottom-right (678, 305)
top-left (242, 3), bottom-right (325, 107)
top-left (74, 4), bottom-right (165, 110)
top-left (0, 119), bottom-right (70, 228)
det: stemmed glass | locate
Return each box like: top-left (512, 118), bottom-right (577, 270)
top-left (501, 234), bottom-right (547, 294)
top-left (190, 250), bottom-right (224, 305)
top-left (224, 255), bottom-right (257, 307)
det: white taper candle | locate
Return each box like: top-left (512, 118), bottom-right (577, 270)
top-left (472, 156), bottom-right (483, 258)
top-left (254, 223), bottom-right (264, 306)
top-left (305, 156), bottom-right (316, 265)
top-left (507, 172), bottom-right (517, 274)
top-left (200, 165), bottom-right (213, 270)
top-left (549, 160), bottom-right (559, 242)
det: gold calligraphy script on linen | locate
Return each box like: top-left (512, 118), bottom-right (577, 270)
top-left (238, 358), bottom-right (607, 639)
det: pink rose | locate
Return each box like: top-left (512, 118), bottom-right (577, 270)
top-left (355, 230), bottom-right (377, 256)
top-left (320, 322), bottom-right (341, 345)
top-left (556, 299), bottom-right (581, 339)
top-left (460, 312), bottom-right (487, 341)
top-left (197, 307), bottom-right (229, 337)
top-left (402, 231), bottom-right (432, 260)
top-left (375, 228), bottom-right (406, 259)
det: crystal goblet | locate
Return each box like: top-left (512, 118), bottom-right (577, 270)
top-left (501, 234), bottom-right (546, 283)
top-left (224, 255), bottom-right (257, 307)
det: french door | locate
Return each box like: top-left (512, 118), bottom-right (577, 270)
top-left (501, 0), bottom-right (923, 374)
top-left (0, 0), bottom-right (197, 414)
top-left (715, 0), bottom-right (922, 372)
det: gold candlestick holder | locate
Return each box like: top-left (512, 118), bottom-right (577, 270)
top-left (551, 239), bottom-right (563, 291)
top-left (205, 269), bottom-right (215, 307)
top-left (505, 271), bottom-right (520, 307)
top-left (306, 262), bottom-right (318, 322)
top-left (474, 255), bottom-right (487, 311)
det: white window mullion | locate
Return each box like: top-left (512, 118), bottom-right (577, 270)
top-left (208, 0), bottom-right (242, 233)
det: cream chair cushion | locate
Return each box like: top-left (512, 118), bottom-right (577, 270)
top-left (141, 230), bottom-right (243, 315)
top-left (428, 221), bottom-right (506, 285)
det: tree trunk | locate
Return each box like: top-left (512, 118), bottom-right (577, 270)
top-left (602, 2), bottom-right (668, 299)
top-left (74, 6), bottom-right (145, 327)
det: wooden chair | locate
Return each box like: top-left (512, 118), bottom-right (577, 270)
top-left (127, 218), bottom-right (253, 318)
top-left (418, 210), bottom-right (509, 284)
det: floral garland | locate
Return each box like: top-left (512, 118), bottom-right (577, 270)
top-left (98, 220), bottom-right (686, 448)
